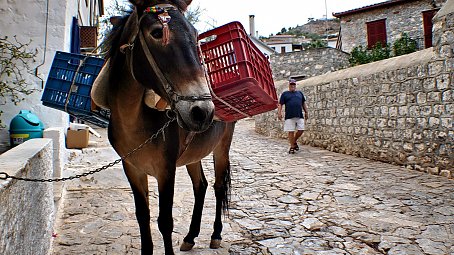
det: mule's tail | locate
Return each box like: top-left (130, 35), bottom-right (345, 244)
top-left (222, 162), bottom-right (231, 216)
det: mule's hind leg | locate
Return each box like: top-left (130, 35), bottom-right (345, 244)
top-left (123, 162), bottom-right (153, 254)
top-left (210, 123), bottom-right (235, 249)
top-left (180, 161), bottom-right (208, 251)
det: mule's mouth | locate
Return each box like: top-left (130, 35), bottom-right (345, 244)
top-left (175, 110), bottom-right (213, 132)
top-left (174, 101), bottom-right (214, 132)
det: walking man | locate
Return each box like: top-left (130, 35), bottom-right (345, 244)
top-left (277, 79), bottom-right (308, 154)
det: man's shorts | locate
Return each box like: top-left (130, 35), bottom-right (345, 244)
top-left (284, 118), bottom-right (305, 132)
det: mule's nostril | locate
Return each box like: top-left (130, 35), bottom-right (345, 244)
top-left (191, 105), bottom-right (207, 123)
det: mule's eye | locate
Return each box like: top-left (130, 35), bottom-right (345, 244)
top-left (151, 28), bottom-right (163, 39)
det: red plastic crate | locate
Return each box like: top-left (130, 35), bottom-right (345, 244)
top-left (198, 22), bottom-right (278, 122)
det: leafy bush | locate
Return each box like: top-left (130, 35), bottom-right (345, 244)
top-left (305, 39), bottom-right (328, 49)
top-left (349, 45), bottom-right (371, 65)
top-left (349, 34), bottom-right (417, 66)
top-left (349, 43), bottom-right (391, 66)
top-left (393, 33), bottom-right (417, 56)
top-left (0, 35), bottom-right (37, 127)
top-left (370, 42), bottom-right (391, 61)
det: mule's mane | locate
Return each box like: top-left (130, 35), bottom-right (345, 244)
top-left (104, 14), bottom-right (131, 60)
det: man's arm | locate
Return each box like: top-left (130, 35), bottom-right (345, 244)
top-left (277, 103), bottom-right (283, 120)
top-left (302, 101), bottom-right (308, 120)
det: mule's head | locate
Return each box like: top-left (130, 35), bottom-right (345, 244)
top-left (126, 0), bottom-right (214, 132)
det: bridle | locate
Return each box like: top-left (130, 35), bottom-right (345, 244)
top-left (119, 4), bottom-right (212, 110)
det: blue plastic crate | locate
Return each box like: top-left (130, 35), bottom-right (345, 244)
top-left (41, 51), bottom-right (109, 127)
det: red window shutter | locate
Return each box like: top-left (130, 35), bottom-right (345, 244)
top-left (367, 19), bottom-right (387, 48)
top-left (423, 10), bottom-right (438, 48)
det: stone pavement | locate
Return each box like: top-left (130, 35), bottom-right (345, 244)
top-left (50, 118), bottom-right (454, 255)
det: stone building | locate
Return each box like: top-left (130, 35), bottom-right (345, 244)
top-left (333, 0), bottom-right (447, 53)
top-left (264, 35), bottom-right (300, 54)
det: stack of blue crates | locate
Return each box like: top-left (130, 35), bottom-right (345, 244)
top-left (41, 51), bottom-right (109, 127)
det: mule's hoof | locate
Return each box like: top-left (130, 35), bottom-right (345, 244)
top-left (210, 239), bottom-right (221, 249)
top-left (180, 241), bottom-right (195, 251)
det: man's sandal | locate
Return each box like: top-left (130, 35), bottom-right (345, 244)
top-left (293, 143), bottom-right (299, 151)
top-left (288, 147), bottom-right (296, 154)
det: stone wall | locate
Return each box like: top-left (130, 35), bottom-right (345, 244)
top-left (0, 139), bottom-right (54, 255)
top-left (338, 0), bottom-right (446, 53)
top-left (271, 48), bottom-right (350, 80)
top-left (256, 2), bottom-right (453, 178)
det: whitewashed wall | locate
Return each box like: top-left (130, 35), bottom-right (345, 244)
top-left (269, 43), bottom-right (293, 54)
top-left (0, 0), bottom-right (102, 151)
top-left (0, 0), bottom-right (76, 137)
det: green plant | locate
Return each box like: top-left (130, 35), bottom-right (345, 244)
top-left (393, 33), bottom-right (417, 56)
top-left (349, 45), bottom-right (371, 65)
top-left (349, 42), bottom-right (391, 66)
top-left (306, 39), bottom-right (328, 49)
top-left (0, 35), bottom-right (38, 127)
top-left (370, 42), bottom-right (391, 61)
top-left (349, 34), bottom-right (418, 66)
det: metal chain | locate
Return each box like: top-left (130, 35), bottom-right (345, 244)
top-left (0, 117), bottom-right (176, 183)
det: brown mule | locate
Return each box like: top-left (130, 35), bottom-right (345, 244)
top-left (100, 1), bottom-right (235, 254)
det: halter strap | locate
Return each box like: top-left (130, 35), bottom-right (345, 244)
top-left (144, 4), bottom-right (176, 15)
top-left (119, 4), bottom-right (212, 111)
top-left (144, 4), bottom-right (175, 45)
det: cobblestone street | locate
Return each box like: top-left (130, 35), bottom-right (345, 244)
top-left (50, 119), bottom-right (454, 255)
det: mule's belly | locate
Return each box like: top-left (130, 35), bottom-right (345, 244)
top-left (176, 135), bottom-right (218, 167)
top-left (176, 145), bottom-right (215, 167)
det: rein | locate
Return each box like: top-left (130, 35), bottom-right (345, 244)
top-left (120, 4), bottom-right (212, 110)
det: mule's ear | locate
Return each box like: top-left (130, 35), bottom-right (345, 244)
top-left (110, 16), bottom-right (122, 27)
top-left (128, 0), bottom-right (150, 9)
top-left (183, 0), bottom-right (193, 7)
top-left (175, 0), bottom-right (192, 11)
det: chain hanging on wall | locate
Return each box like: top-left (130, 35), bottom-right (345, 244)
top-left (0, 117), bottom-right (176, 183)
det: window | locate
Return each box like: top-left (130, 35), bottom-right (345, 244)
top-left (423, 10), bottom-right (438, 48)
top-left (367, 19), bottom-right (387, 48)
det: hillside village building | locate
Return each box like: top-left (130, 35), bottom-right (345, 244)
top-left (333, 0), bottom-right (447, 52)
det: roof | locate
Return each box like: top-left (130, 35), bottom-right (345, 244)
top-left (264, 34), bottom-right (299, 44)
top-left (332, 0), bottom-right (421, 18)
top-left (249, 36), bottom-right (276, 54)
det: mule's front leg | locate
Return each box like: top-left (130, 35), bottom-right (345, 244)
top-left (157, 169), bottom-right (176, 254)
top-left (180, 161), bottom-right (208, 251)
top-left (124, 163), bottom-right (153, 254)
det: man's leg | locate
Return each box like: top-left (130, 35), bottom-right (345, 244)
top-left (294, 118), bottom-right (305, 147)
top-left (294, 130), bottom-right (303, 142)
top-left (288, 131), bottom-right (295, 147)
top-left (284, 119), bottom-right (298, 153)
top-left (287, 131), bottom-right (296, 154)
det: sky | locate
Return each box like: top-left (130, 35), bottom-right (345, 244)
top-left (105, 0), bottom-right (387, 37)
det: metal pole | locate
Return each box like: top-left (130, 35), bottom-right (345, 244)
top-left (325, 0), bottom-right (329, 42)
